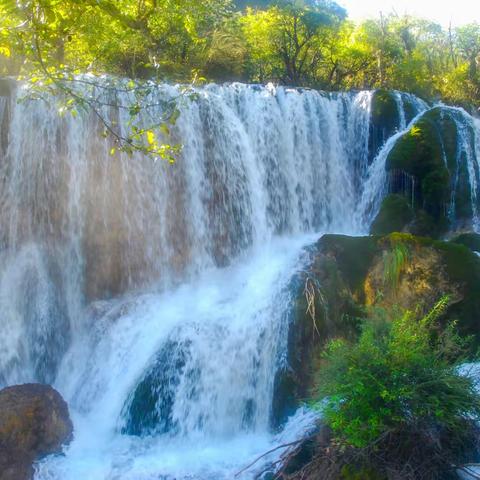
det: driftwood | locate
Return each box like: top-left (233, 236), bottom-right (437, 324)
top-left (235, 432), bottom-right (318, 478)
top-left (235, 423), bottom-right (480, 480)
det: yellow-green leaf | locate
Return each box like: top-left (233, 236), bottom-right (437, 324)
top-left (146, 130), bottom-right (155, 145)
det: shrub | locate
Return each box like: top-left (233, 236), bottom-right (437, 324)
top-left (311, 297), bottom-right (480, 478)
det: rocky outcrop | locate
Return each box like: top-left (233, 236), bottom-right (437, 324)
top-left (373, 106), bottom-right (479, 237)
top-left (274, 232), bottom-right (480, 423)
top-left (0, 384), bottom-right (73, 480)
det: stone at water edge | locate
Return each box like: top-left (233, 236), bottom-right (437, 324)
top-left (0, 383), bottom-right (73, 480)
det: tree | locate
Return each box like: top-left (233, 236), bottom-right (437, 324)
top-left (240, 0), bottom-right (345, 85)
top-left (456, 23), bottom-right (480, 82)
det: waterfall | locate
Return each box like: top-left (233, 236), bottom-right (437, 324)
top-left (0, 80), bottom-right (466, 479)
top-left (354, 108), bottom-right (428, 228)
top-left (445, 107), bottom-right (480, 230)
top-left (0, 81), bottom-right (375, 385)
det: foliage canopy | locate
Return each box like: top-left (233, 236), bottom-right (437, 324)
top-left (0, 0), bottom-right (479, 107)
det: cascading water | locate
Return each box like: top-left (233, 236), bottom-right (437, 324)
top-left (444, 107), bottom-right (480, 230)
top-left (0, 80), bottom-right (476, 479)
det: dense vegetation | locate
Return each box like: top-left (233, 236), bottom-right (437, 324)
top-left (1, 0), bottom-right (480, 108)
top-left (305, 298), bottom-right (480, 479)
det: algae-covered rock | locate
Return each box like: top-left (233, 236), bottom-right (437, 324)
top-left (271, 239), bottom-right (369, 427)
top-left (386, 109), bottom-right (450, 233)
top-left (370, 194), bottom-right (413, 235)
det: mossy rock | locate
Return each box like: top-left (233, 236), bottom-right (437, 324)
top-left (451, 232), bottom-right (480, 252)
top-left (432, 239), bottom-right (480, 340)
top-left (385, 109), bottom-right (450, 234)
top-left (370, 194), bottom-right (414, 235)
top-left (387, 112), bottom-right (449, 218)
top-left (271, 238), bottom-right (372, 427)
top-left (316, 235), bottom-right (378, 299)
top-left (369, 90), bottom-right (401, 162)
top-left (409, 208), bottom-right (447, 237)
top-left (384, 106), bottom-right (480, 233)
top-left (386, 109), bottom-right (446, 178)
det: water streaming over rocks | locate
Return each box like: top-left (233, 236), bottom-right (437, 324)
top-left (0, 80), bottom-right (478, 479)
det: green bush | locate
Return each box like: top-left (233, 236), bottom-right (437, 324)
top-left (312, 298), bottom-right (480, 477)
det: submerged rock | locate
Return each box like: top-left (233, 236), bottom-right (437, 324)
top-left (121, 339), bottom-right (191, 436)
top-left (0, 384), bottom-right (73, 480)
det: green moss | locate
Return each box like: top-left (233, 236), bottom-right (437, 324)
top-left (406, 209), bottom-right (446, 237)
top-left (422, 168), bottom-right (450, 214)
top-left (370, 194), bottom-right (413, 235)
top-left (385, 109), bottom-right (453, 234)
top-left (451, 233), bottom-right (480, 252)
top-left (318, 235), bottom-right (379, 298)
top-left (386, 111), bottom-right (445, 177)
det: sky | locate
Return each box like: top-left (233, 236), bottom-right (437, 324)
top-left (338, 0), bottom-right (480, 27)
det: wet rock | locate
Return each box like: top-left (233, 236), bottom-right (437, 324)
top-left (121, 339), bottom-right (191, 436)
top-left (381, 106), bottom-right (479, 237)
top-left (0, 384), bottom-right (73, 480)
top-left (370, 193), bottom-right (414, 235)
top-left (451, 232), bottom-right (480, 253)
top-left (369, 90), bottom-right (402, 162)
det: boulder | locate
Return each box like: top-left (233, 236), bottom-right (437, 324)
top-left (0, 384), bottom-right (73, 480)
top-left (378, 106), bottom-right (479, 237)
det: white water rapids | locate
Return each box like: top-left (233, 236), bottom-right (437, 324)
top-left (0, 80), bottom-right (476, 479)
